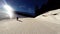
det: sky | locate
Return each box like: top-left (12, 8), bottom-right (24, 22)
top-left (0, 0), bottom-right (48, 15)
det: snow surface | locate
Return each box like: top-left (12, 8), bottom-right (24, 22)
top-left (36, 9), bottom-right (60, 24)
top-left (0, 9), bottom-right (60, 34)
top-left (0, 18), bottom-right (58, 34)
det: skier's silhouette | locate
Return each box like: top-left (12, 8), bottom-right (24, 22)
top-left (17, 17), bottom-right (19, 21)
top-left (16, 17), bottom-right (22, 22)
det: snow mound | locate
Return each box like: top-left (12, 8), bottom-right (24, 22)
top-left (35, 9), bottom-right (60, 24)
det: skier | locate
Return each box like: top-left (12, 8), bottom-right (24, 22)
top-left (17, 17), bottom-right (19, 21)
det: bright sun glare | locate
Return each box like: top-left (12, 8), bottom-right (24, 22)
top-left (3, 4), bottom-right (14, 18)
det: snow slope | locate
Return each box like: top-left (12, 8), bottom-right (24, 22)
top-left (0, 18), bottom-right (58, 34)
top-left (36, 9), bottom-right (60, 24)
top-left (0, 9), bottom-right (60, 34)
